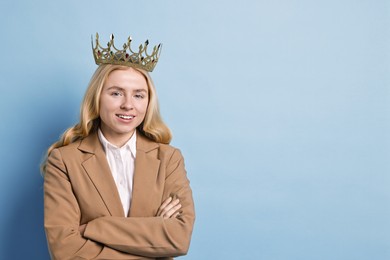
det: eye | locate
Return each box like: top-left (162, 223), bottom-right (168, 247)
top-left (111, 91), bottom-right (123, 97)
top-left (134, 94), bottom-right (145, 99)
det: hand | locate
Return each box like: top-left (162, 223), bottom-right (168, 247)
top-left (156, 196), bottom-right (182, 219)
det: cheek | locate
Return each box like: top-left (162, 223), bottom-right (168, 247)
top-left (144, 101), bottom-right (149, 112)
top-left (137, 100), bottom-right (149, 113)
top-left (99, 98), bottom-right (113, 117)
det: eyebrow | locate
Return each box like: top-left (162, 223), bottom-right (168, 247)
top-left (106, 86), bottom-right (124, 91)
top-left (106, 86), bottom-right (148, 93)
top-left (135, 89), bottom-right (148, 93)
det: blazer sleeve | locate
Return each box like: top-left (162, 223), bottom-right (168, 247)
top-left (83, 148), bottom-right (196, 258)
top-left (44, 149), bottom-right (155, 260)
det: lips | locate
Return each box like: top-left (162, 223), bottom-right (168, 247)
top-left (116, 114), bottom-right (134, 120)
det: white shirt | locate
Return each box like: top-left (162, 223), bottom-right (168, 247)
top-left (98, 129), bottom-right (136, 216)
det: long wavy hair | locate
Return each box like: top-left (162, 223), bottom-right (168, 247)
top-left (41, 64), bottom-right (172, 173)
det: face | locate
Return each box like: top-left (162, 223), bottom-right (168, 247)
top-left (99, 68), bottom-right (149, 147)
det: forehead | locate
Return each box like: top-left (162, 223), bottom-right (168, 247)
top-left (104, 68), bottom-right (148, 90)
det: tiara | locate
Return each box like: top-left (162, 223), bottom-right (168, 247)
top-left (91, 33), bottom-right (162, 72)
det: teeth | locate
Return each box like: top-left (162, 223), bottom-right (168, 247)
top-left (118, 115), bottom-right (134, 119)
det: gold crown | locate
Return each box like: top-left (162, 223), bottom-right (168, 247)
top-left (91, 33), bottom-right (162, 72)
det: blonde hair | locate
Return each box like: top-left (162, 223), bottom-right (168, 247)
top-left (41, 64), bottom-right (171, 173)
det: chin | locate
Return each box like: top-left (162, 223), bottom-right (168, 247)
top-left (118, 128), bottom-right (136, 135)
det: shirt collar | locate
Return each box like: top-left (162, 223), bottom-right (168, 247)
top-left (98, 129), bottom-right (137, 157)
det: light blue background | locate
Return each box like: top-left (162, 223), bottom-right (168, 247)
top-left (0, 0), bottom-right (389, 259)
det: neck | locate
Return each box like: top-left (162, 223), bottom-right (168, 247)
top-left (100, 129), bottom-right (135, 148)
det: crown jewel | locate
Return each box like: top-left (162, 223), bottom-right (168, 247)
top-left (92, 33), bottom-right (162, 72)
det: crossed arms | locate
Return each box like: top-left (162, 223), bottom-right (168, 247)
top-left (44, 147), bottom-right (195, 260)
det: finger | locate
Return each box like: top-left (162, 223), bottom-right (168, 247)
top-left (172, 212), bottom-right (180, 218)
top-left (157, 197), bottom-right (172, 216)
top-left (163, 204), bottom-right (182, 219)
top-left (159, 199), bottom-right (179, 217)
top-left (160, 199), bottom-right (180, 217)
top-left (174, 210), bottom-right (183, 218)
top-left (162, 203), bottom-right (182, 219)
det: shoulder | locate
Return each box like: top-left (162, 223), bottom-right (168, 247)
top-left (45, 140), bottom-right (83, 172)
top-left (159, 143), bottom-right (184, 162)
top-left (48, 136), bottom-right (91, 163)
top-left (58, 139), bottom-right (83, 152)
top-left (158, 142), bottom-right (179, 154)
top-left (54, 140), bottom-right (83, 157)
top-left (137, 133), bottom-right (183, 161)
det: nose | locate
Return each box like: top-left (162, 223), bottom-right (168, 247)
top-left (120, 95), bottom-right (133, 110)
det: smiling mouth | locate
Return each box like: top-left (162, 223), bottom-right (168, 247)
top-left (116, 114), bottom-right (134, 120)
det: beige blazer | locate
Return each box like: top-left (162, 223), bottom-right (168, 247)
top-left (44, 131), bottom-right (195, 260)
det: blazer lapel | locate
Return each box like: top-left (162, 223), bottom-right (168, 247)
top-left (79, 132), bottom-right (125, 217)
top-left (129, 133), bottom-right (160, 217)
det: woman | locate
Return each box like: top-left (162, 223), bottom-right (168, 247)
top-left (42, 35), bottom-right (195, 260)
